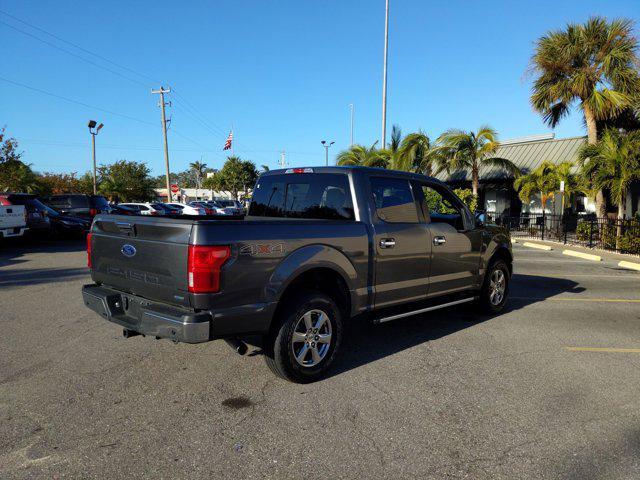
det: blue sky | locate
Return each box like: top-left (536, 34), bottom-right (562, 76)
top-left (1, 0), bottom-right (638, 176)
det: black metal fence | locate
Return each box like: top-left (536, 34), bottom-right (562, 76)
top-left (489, 213), bottom-right (640, 255)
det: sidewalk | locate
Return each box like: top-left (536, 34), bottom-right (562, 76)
top-left (512, 236), bottom-right (640, 264)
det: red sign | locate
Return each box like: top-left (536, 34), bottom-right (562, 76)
top-left (170, 184), bottom-right (180, 194)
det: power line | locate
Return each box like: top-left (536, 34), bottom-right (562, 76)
top-left (0, 9), bottom-right (160, 85)
top-left (0, 20), bottom-right (150, 89)
top-left (0, 76), bottom-right (156, 125)
top-left (1, 9), bottom-right (264, 156)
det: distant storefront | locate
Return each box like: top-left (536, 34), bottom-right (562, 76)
top-left (437, 134), bottom-right (640, 218)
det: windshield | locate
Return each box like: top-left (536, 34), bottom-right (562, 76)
top-left (217, 200), bottom-right (235, 207)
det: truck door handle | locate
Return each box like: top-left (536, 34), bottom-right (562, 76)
top-left (433, 236), bottom-right (446, 246)
top-left (379, 238), bottom-right (396, 249)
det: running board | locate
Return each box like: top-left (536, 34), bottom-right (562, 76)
top-left (374, 297), bottom-right (477, 324)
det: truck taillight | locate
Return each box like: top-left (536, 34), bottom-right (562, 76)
top-left (89, 208), bottom-right (98, 217)
top-left (87, 233), bottom-right (93, 268)
top-left (187, 245), bottom-right (230, 293)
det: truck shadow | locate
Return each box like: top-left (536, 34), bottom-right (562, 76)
top-left (0, 267), bottom-right (89, 288)
top-left (0, 238), bottom-right (86, 268)
top-left (326, 273), bottom-right (584, 378)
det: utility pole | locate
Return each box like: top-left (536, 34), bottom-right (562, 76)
top-left (349, 103), bottom-right (354, 146)
top-left (280, 150), bottom-right (287, 168)
top-left (321, 140), bottom-right (335, 166)
top-left (152, 86), bottom-right (172, 201)
top-left (381, 0), bottom-right (389, 149)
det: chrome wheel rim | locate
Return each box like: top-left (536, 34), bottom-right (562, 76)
top-left (291, 309), bottom-right (332, 367)
top-left (489, 269), bottom-right (506, 305)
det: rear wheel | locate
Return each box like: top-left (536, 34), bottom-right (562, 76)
top-left (479, 259), bottom-right (510, 313)
top-left (264, 292), bottom-right (343, 383)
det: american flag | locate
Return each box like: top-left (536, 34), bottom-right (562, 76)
top-left (223, 131), bottom-right (233, 150)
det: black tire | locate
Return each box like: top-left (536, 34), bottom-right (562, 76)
top-left (479, 259), bottom-right (510, 314)
top-left (264, 291), bottom-right (343, 383)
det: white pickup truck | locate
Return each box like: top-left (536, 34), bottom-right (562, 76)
top-left (0, 205), bottom-right (28, 238)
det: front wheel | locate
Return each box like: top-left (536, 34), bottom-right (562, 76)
top-left (264, 292), bottom-right (343, 383)
top-left (479, 259), bottom-right (510, 314)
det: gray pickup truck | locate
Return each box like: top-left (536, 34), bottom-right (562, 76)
top-left (83, 167), bottom-right (512, 382)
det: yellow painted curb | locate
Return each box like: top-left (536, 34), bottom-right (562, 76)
top-left (562, 249), bottom-right (602, 262)
top-left (522, 242), bottom-right (552, 251)
top-left (618, 260), bottom-right (640, 272)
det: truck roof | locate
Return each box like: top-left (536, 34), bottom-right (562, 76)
top-left (259, 165), bottom-right (445, 185)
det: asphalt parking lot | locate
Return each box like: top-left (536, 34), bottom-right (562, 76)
top-left (1, 239), bottom-right (639, 479)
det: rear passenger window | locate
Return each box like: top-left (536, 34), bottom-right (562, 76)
top-left (370, 177), bottom-right (419, 223)
top-left (249, 174), bottom-right (354, 220)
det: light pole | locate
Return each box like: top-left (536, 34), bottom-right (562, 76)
top-left (381, 0), bottom-right (389, 149)
top-left (349, 103), bottom-right (354, 146)
top-left (321, 140), bottom-right (335, 166)
top-left (88, 120), bottom-right (104, 195)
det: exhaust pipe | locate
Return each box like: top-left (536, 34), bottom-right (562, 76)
top-left (122, 328), bottom-right (141, 339)
top-left (224, 338), bottom-right (248, 355)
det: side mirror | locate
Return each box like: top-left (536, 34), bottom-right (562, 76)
top-left (475, 211), bottom-right (486, 228)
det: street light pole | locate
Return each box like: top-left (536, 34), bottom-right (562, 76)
top-left (321, 140), bottom-right (335, 166)
top-left (381, 0), bottom-right (389, 149)
top-left (87, 120), bottom-right (103, 195)
top-left (349, 103), bottom-right (354, 146)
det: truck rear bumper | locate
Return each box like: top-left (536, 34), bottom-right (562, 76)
top-left (82, 284), bottom-right (211, 343)
top-left (82, 284), bottom-right (276, 343)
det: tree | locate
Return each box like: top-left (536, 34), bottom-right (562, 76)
top-left (203, 156), bottom-right (258, 199)
top-left (439, 126), bottom-right (519, 197)
top-left (189, 160), bottom-right (207, 190)
top-left (579, 128), bottom-right (640, 236)
top-left (0, 160), bottom-right (38, 193)
top-left (97, 160), bottom-right (155, 202)
top-left (336, 142), bottom-right (387, 168)
top-left (0, 128), bottom-right (38, 192)
top-left (0, 127), bottom-right (22, 164)
top-left (514, 160), bottom-right (580, 212)
top-left (529, 16), bottom-right (640, 216)
top-left (398, 131), bottom-right (446, 176)
top-left (35, 172), bottom-right (89, 196)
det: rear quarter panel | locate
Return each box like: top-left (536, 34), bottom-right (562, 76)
top-left (190, 220), bottom-right (370, 314)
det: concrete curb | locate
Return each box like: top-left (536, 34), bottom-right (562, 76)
top-left (562, 250), bottom-right (602, 262)
top-left (522, 242), bottom-right (552, 251)
top-left (618, 260), bottom-right (640, 272)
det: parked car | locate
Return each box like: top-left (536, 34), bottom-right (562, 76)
top-left (83, 166), bottom-right (513, 383)
top-left (164, 202), bottom-right (205, 215)
top-left (150, 203), bottom-right (182, 215)
top-left (41, 204), bottom-right (91, 237)
top-left (0, 193), bottom-right (51, 234)
top-left (107, 204), bottom-right (136, 216)
top-left (0, 204), bottom-right (28, 239)
top-left (214, 198), bottom-right (245, 215)
top-left (118, 203), bottom-right (165, 216)
top-left (43, 194), bottom-right (110, 219)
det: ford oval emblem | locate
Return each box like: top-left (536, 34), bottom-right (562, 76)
top-left (121, 244), bottom-right (136, 258)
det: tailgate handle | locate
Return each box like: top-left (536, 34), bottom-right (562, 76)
top-left (115, 221), bottom-right (136, 236)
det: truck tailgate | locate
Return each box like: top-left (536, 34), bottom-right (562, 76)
top-left (90, 215), bottom-right (194, 307)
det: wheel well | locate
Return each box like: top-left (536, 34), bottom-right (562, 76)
top-left (490, 247), bottom-right (513, 275)
top-left (274, 268), bottom-right (351, 321)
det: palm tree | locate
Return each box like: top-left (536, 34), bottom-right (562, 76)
top-left (439, 126), bottom-right (520, 197)
top-left (578, 128), bottom-right (640, 236)
top-left (380, 125), bottom-right (413, 171)
top-left (336, 142), bottom-right (388, 168)
top-left (190, 160), bottom-right (207, 188)
top-left (514, 160), bottom-right (581, 213)
top-left (399, 131), bottom-right (447, 176)
top-left (530, 16), bottom-right (640, 216)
